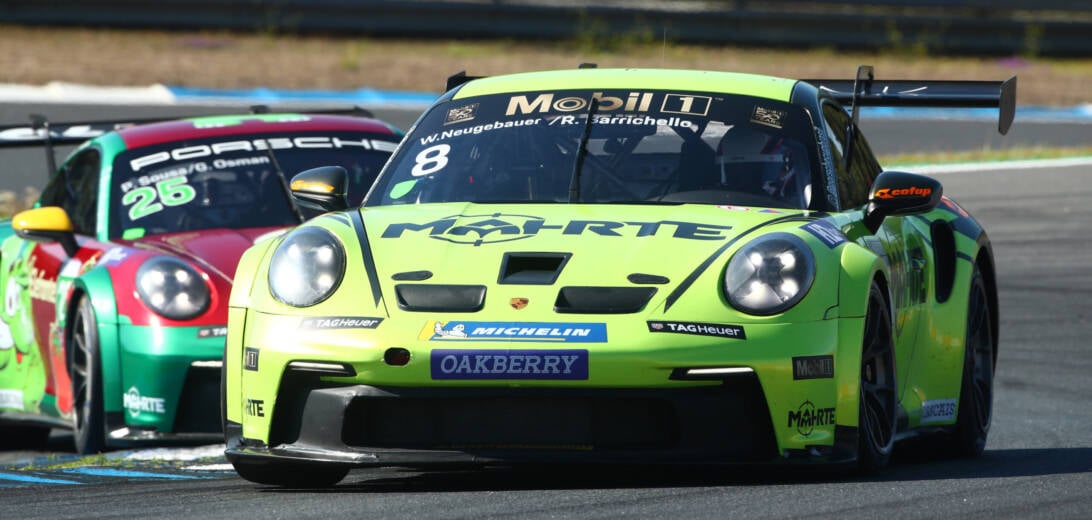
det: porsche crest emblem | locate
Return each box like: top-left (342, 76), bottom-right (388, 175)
top-left (510, 298), bottom-right (529, 310)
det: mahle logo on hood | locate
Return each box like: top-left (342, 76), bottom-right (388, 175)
top-left (381, 213), bottom-right (733, 246)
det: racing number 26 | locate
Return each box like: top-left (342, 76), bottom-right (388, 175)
top-left (121, 177), bottom-right (196, 221)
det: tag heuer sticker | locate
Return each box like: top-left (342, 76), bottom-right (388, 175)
top-left (445, 103), bottom-right (478, 125)
top-left (751, 106), bottom-right (786, 129)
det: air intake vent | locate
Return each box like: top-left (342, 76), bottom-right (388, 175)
top-left (396, 284), bottom-right (486, 312)
top-left (499, 252), bottom-right (571, 285)
top-left (554, 287), bottom-right (657, 314)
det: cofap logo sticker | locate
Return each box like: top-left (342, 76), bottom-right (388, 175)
top-left (423, 321), bottom-right (607, 343)
top-left (431, 349), bottom-right (589, 380)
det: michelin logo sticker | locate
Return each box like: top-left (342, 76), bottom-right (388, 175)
top-left (424, 321), bottom-right (607, 343)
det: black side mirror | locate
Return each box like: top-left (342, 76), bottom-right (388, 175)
top-left (863, 170), bottom-right (942, 233)
top-left (290, 166), bottom-right (349, 214)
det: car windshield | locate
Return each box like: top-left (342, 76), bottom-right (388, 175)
top-left (368, 90), bottom-right (819, 209)
top-left (110, 131), bottom-right (396, 239)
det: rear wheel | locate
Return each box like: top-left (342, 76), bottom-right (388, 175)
top-left (945, 264), bottom-right (994, 457)
top-left (231, 458), bottom-right (350, 488)
top-left (857, 282), bottom-right (897, 472)
top-left (70, 296), bottom-right (106, 455)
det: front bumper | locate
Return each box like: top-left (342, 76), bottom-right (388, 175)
top-left (227, 371), bottom-right (858, 469)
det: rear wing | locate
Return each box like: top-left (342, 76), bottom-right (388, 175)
top-left (803, 66), bottom-right (1017, 135)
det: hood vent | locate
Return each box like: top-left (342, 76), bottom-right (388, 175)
top-left (498, 252), bottom-right (571, 285)
top-left (395, 284), bottom-right (486, 312)
top-left (554, 286), bottom-right (657, 314)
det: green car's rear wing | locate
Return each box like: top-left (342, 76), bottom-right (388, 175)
top-left (803, 65), bottom-right (1017, 135)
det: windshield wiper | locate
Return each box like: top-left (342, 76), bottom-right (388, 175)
top-left (568, 98), bottom-right (599, 203)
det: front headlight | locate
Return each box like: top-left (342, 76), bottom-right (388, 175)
top-left (268, 227), bottom-right (346, 307)
top-left (724, 233), bottom-right (815, 315)
top-left (136, 257), bottom-right (211, 320)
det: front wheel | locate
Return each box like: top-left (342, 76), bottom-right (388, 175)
top-left (70, 295), bottom-right (106, 455)
top-left (231, 458), bottom-right (350, 488)
top-left (857, 282), bottom-right (897, 472)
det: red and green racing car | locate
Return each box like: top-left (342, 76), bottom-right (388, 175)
top-left (0, 110), bottom-right (401, 453)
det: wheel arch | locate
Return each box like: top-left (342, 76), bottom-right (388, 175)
top-left (974, 233), bottom-right (1000, 366)
top-left (66, 267), bottom-right (123, 414)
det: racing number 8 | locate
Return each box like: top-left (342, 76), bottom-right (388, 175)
top-left (411, 144), bottom-right (451, 177)
top-left (121, 176), bottom-right (197, 221)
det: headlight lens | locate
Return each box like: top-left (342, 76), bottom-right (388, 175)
top-left (268, 227), bottom-right (346, 307)
top-left (136, 257), bottom-right (211, 320)
top-left (724, 233), bottom-right (815, 315)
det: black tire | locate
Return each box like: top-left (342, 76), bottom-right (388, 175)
top-left (231, 458), bottom-right (350, 488)
top-left (945, 264), bottom-right (995, 457)
top-left (857, 282), bottom-right (897, 472)
top-left (70, 296), bottom-right (106, 455)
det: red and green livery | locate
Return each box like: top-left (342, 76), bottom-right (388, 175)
top-left (0, 111), bottom-right (402, 453)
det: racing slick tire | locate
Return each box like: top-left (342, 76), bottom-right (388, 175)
top-left (857, 282), bottom-right (897, 472)
top-left (943, 263), bottom-right (995, 457)
top-left (231, 458), bottom-right (350, 488)
top-left (70, 295), bottom-right (106, 455)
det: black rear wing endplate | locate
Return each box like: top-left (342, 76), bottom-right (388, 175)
top-left (803, 66), bottom-right (1017, 135)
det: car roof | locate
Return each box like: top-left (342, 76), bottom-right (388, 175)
top-left (116, 113), bottom-right (399, 149)
top-left (451, 68), bottom-right (798, 102)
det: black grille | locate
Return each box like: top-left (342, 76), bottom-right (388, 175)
top-left (343, 397), bottom-right (675, 450)
top-left (173, 365), bottom-right (221, 433)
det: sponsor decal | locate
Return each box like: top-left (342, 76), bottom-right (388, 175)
top-left (423, 321), bottom-right (607, 343)
top-left (99, 247), bottom-right (129, 266)
top-left (299, 316), bottom-right (383, 329)
top-left (506, 92), bottom-right (655, 116)
top-left (445, 103), bottom-right (478, 125)
top-left (510, 298), bottom-right (529, 310)
top-left (243, 347), bottom-right (259, 371)
top-left (431, 349), bottom-right (589, 380)
top-left (661, 94), bottom-right (712, 116)
top-left (245, 398), bottom-right (265, 417)
top-left (123, 386), bottom-right (166, 418)
top-left (787, 400), bottom-right (835, 436)
top-left (197, 326), bottom-right (228, 339)
top-left (0, 389), bottom-right (24, 410)
top-left (792, 355), bottom-right (834, 380)
top-left (751, 106), bottom-right (787, 129)
top-left (28, 255), bottom-right (58, 303)
top-left (920, 398), bottom-right (957, 424)
top-left (382, 213), bottom-right (733, 246)
top-left (128, 136), bottom-right (394, 172)
top-left (801, 220), bottom-right (847, 249)
top-left (716, 205), bottom-right (750, 212)
top-left (646, 320), bottom-right (746, 340)
top-left (874, 186), bottom-right (932, 199)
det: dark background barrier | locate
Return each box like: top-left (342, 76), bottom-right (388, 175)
top-left (1, 0), bottom-right (1090, 56)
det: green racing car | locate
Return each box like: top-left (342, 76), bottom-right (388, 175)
top-left (223, 66), bottom-right (1014, 486)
